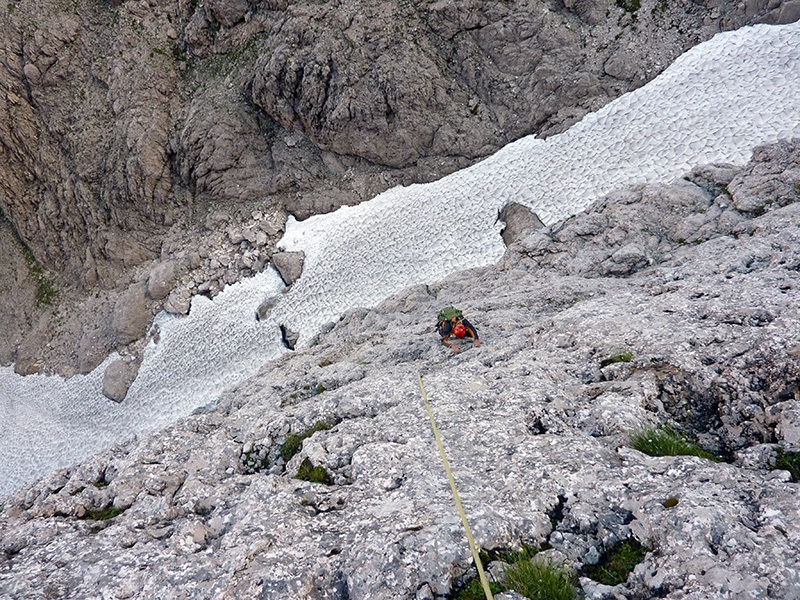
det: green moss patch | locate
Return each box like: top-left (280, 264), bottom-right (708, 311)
top-left (2, 211), bottom-right (58, 306)
top-left (280, 420), bottom-right (334, 462)
top-left (773, 449), bottom-right (800, 482)
top-left (600, 349), bottom-right (633, 368)
top-left (617, 0), bottom-right (641, 12)
top-left (629, 425), bottom-right (720, 461)
top-left (295, 457), bottom-right (332, 485)
top-left (81, 506), bottom-right (125, 521)
top-left (24, 249), bottom-right (58, 306)
top-left (583, 538), bottom-right (649, 586)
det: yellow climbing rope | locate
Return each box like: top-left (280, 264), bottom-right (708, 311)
top-left (418, 375), bottom-right (494, 600)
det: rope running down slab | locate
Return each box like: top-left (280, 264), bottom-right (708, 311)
top-left (418, 374), bottom-right (494, 600)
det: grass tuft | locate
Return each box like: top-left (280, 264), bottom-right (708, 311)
top-left (280, 420), bottom-right (334, 462)
top-left (503, 559), bottom-right (577, 600)
top-left (583, 539), bottom-right (649, 585)
top-left (82, 506), bottom-right (124, 521)
top-left (456, 542), bottom-right (578, 600)
top-left (629, 425), bottom-right (720, 461)
top-left (295, 457), bottom-right (332, 485)
top-left (482, 543), bottom-right (540, 566)
top-left (454, 578), bottom-right (503, 600)
top-left (600, 349), bottom-right (633, 368)
top-left (773, 449), bottom-right (800, 482)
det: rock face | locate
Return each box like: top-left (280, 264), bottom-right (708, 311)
top-left (248, 0), bottom-right (795, 167)
top-left (0, 218), bottom-right (38, 368)
top-left (0, 0), bottom-right (797, 374)
top-left (1, 142), bottom-right (798, 599)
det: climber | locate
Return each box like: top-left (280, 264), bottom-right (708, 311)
top-left (436, 307), bottom-right (480, 354)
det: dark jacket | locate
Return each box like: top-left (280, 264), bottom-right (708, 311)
top-left (437, 316), bottom-right (479, 347)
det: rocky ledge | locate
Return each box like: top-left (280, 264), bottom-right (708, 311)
top-left (0, 140), bottom-right (799, 599)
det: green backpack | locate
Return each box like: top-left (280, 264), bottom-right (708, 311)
top-left (437, 306), bottom-right (463, 324)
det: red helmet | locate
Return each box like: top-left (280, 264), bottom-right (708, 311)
top-left (453, 323), bottom-right (466, 338)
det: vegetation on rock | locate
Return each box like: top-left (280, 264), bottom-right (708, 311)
top-left (630, 425), bottom-right (720, 461)
top-left (773, 449), bottom-right (800, 482)
top-left (617, 0), bottom-right (641, 13)
top-left (457, 545), bottom-right (577, 600)
top-left (295, 457), bottom-right (332, 485)
top-left (600, 348), bottom-right (633, 368)
top-left (81, 506), bottom-right (125, 521)
top-left (503, 559), bottom-right (578, 600)
top-left (455, 578), bottom-right (503, 600)
top-left (280, 420), bottom-right (334, 462)
top-left (583, 538), bottom-right (649, 586)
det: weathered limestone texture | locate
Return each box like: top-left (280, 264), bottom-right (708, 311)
top-left (1, 142), bottom-right (798, 599)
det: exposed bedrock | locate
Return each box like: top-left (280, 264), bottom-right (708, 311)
top-left (0, 0), bottom-right (796, 375)
top-left (1, 140), bottom-right (798, 600)
top-left (248, 0), bottom-right (797, 168)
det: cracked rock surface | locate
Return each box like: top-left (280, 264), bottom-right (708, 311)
top-left (1, 142), bottom-right (799, 599)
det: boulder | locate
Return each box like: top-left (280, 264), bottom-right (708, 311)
top-left (280, 323), bottom-right (299, 350)
top-left (13, 356), bottom-right (40, 376)
top-left (272, 251), bottom-right (305, 286)
top-left (163, 287), bottom-right (192, 315)
top-left (256, 296), bottom-right (280, 321)
top-left (603, 48), bottom-right (639, 81)
top-left (101, 358), bottom-right (140, 403)
top-left (76, 325), bottom-right (114, 375)
top-left (111, 283), bottom-right (151, 346)
top-left (728, 139), bottom-right (800, 214)
top-left (499, 202), bottom-right (544, 246)
top-left (770, 401), bottom-right (800, 447)
top-left (147, 260), bottom-right (178, 301)
top-left (204, 0), bottom-right (250, 27)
